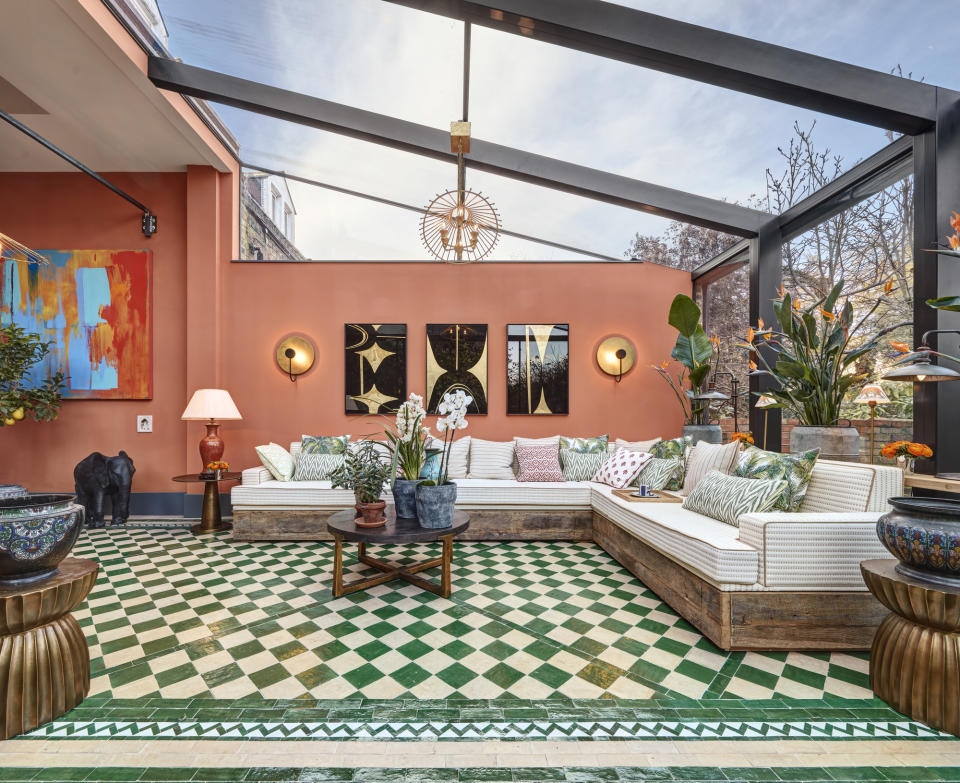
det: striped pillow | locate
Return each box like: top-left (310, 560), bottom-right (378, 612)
top-left (427, 436), bottom-right (470, 478)
top-left (682, 470), bottom-right (787, 527)
top-left (468, 438), bottom-right (516, 480)
top-left (681, 440), bottom-right (741, 495)
top-left (560, 449), bottom-right (605, 481)
top-left (292, 453), bottom-right (344, 481)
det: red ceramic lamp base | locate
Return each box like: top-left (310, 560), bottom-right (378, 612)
top-left (199, 421), bottom-right (224, 471)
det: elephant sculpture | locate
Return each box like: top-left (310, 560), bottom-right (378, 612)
top-left (73, 451), bottom-right (136, 528)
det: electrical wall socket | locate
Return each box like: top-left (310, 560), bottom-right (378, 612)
top-left (137, 415), bottom-right (153, 433)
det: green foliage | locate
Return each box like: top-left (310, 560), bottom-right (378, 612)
top-left (0, 324), bottom-right (65, 426)
top-left (330, 440), bottom-right (392, 504)
top-left (654, 294), bottom-right (715, 425)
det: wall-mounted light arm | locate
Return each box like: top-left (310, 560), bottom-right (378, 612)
top-left (284, 347), bottom-right (297, 382)
top-left (614, 348), bottom-right (627, 383)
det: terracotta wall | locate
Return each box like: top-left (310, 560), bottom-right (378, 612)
top-left (221, 262), bottom-right (690, 462)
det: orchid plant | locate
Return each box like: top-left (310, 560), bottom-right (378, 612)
top-left (382, 393), bottom-right (435, 483)
top-left (422, 389), bottom-right (471, 486)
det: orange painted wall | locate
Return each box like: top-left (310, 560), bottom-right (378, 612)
top-left (221, 262), bottom-right (690, 459)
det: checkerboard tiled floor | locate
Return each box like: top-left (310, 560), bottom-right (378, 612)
top-left (70, 528), bottom-right (872, 703)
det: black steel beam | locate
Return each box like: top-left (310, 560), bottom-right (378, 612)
top-left (748, 220), bottom-right (783, 451)
top-left (382, 0), bottom-right (938, 134)
top-left (148, 57), bottom-right (770, 236)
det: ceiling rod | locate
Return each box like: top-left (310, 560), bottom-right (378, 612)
top-left (0, 109), bottom-right (157, 237)
top-left (241, 161), bottom-right (628, 262)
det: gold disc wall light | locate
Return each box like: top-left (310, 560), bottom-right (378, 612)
top-left (275, 334), bottom-right (316, 382)
top-left (597, 336), bottom-right (637, 383)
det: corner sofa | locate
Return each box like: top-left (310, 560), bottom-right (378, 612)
top-left (231, 440), bottom-right (901, 651)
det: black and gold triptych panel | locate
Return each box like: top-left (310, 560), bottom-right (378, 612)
top-left (344, 323), bottom-right (407, 414)
top-left (506, 324), bottom-right (570, 415)
top-left (426, 324), bottom-right (488, 414)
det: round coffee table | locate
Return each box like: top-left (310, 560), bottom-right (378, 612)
top-left (327, 507), bottom-right (469, 599)
top-left (172, 472), bottom-right (241, 535)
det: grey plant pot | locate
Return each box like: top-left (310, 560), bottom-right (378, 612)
top-left (790, 425), bottom-right (859, 461)
top-left (392, 479), bottom-right (420, 519)
top-left (682, 424), bottom-right (722, 446)
top-left (415, 481), bottom-right (457, 529)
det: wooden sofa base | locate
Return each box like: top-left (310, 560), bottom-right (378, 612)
top-left (232, 508), bottom-right (592, 542)
top-left (592, 513), bottom-right (887, 651)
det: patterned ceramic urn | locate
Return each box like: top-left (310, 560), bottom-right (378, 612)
top-left (876, 496), bottom-right (960, 587)
top-left (0, 493), bottom-right (85, 583)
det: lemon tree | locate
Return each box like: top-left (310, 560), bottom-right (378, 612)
top-left (0, 324), bottom-right (65, 427)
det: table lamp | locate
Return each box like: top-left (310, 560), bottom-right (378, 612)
top-left (854, 384), bottom-right (890, 464)
top-left (182, 389), bottom-right (242, 472)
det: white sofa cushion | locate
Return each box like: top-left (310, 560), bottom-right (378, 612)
top-left (469, 438), bottom-right (516, 480)
top-left (739, 511), bottom-right (890, 589)
top-left (453, 478), bottom-right (591, 506)
top-left (591, 485), bottom-right (759, 586)
top-left (232, 480), bottom-right (357, 507)
top-left (799, 460), bottom-right (902, 513)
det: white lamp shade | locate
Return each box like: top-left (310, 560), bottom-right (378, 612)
top-left (755, 395), bottom-right (778, 408)
top-left (181, 389), bottom-right (242, 421)
top-left (854, 384), bottom-right (890, 404)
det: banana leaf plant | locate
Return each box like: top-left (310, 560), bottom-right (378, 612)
top-left (741, 280), bottom-right (897, 426)
top-left (653, 294), bottom-right (716, 425)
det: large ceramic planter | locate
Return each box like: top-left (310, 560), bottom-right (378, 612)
top-left (415, 482), bottom-right (457, 529)
top-left (392, 479), bottom-right (420, 519)
top-left (682, 424), bottom-right (722, 446)
top-left (790, 425), bottom-right (859, 461)
top-left (0, 485), bottom-right (27, 500)
top-left (877, 496), bottom-right (960, 587)
top-left (0, 493), bottom-right (84, 583)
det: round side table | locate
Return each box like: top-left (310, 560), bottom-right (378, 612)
top-left (861, 558), bottom-right (960, 737)
top-left (172, 472), bottom-right (241, 535)
top-left (0, 558), bottom-right (99, 740)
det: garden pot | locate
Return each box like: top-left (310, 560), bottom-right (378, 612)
top-left (354, 499), bottom-right (386, 528)
top-left (681, 424), bottom-right (722, 446)
top-left (0, 493), bottom-right (84, 584)
top-left (790, 425), bottom-right (859, 461)
top-left (415, 481), bottom-right (457, 529)
top-left (392, 479), bottom-right (420, 519)
top-left (877, 496), bottom-right (960, 588)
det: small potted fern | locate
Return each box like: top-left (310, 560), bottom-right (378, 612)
top-left (330, 440), bottom-right (392, 528)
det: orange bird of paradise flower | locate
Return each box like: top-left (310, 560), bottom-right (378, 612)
top-left (819, 308), bottom-right (836, 321)
top-left (951, 211), bottom-right (960, 232)
top-left (889, 340), bottom-right (911, 354)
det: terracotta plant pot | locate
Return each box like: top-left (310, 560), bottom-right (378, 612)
top-left (355, 499), bottom-right (386, 528)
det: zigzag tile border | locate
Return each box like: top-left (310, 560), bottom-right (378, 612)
top-left (25, 717), bottom-right (950, 741)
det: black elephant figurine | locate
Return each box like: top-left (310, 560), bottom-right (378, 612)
top-left (74, 451), bottom-right (136, 528)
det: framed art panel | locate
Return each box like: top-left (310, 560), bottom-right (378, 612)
top-left (344, 323), bottom-right (406, 414)
top-left (507, 324), bottom-right (569, 415)
top-left (426, 323), bottom-right (487, 414)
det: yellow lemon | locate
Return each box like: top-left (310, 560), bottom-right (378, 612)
top-left (3, 418), bottom-right (15, 427)
top-left (11, 408), bottom-right (24, 421)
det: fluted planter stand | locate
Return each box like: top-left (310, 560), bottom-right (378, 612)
top-left (0, 558), bottom-right (98, 739)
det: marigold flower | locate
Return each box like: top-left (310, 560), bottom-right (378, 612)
top-left (921, 445), bottom-right (934, 458)
top-left (907, 443), bottom-right (925, 457)
top-left (730, 432), bottom-right (754, 444)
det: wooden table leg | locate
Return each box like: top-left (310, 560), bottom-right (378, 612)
top-left (332, 534), bottom-right (344, 598)
top-left (441, 534), bottom-right (454, 598)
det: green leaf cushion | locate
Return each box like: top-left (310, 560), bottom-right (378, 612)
top-left (292, 453), bottom-right (345, 481)
top-left (300, 435), bottom-right (350, 455)
top-left (255, 442), bottom-right (295, 481)
top-left (633, 457), bottom-right (681, 490)
top-left (650, 436), bottom-right (693, 491)
top-left (560, 449), bottom-right (606, 481)
top-left (559, 435), bottom-right (609, 454)
top-left (733, 445), bottom-right (820, 512)
top-left (682, 470), bottom-right (787, 527)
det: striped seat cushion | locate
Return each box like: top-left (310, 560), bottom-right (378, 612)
top-left (468, 438), bottom-right (516, 480)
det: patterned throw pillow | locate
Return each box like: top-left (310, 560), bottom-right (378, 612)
top-left (292, 453), bottom-right (344, 481)
top-left (560, 449), bottom-right (605, 482)
top-left (515, 443), bottom-right (564, 482)
top-left (560, 435), bottom-right (609, 453)
top-left (651, 436), bottom-right (693, 490)
top-left (592, 447), bottom-right (652, 489)
top-left (300, 435), bottom-right (350, 455)
top-left (469, 439), bottom-right (516, 480)
top-left (682, 470), bottom-right (787, 527)
top-left (255, 443), bottom-right (295, 481)
top-left (733, 445), bottom-right (820, 511)
top-left (633, 457), bottom-right (681, 490)
top-left (681, 440), bottom-right (742, 495)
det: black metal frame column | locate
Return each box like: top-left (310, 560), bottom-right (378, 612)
top-left (749, 219), bottom-right (783, 451)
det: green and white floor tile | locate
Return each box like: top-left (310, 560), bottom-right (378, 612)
top-left (5, 526), bottom-right (959, 781)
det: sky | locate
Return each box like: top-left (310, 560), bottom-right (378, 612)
top-left (155, 0), bottom-right (960, 261)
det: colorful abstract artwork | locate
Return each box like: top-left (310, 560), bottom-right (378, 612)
top-left (344, 324), bottom-right (406, 414)
top-left (0, 250), bottom-right (152, 399)
top-left (507, 324), bottom-right (569, 415)
top-left (426, 324), bottom-right (487, 414)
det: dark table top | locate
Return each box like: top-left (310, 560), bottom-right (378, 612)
top-left (327, 506), bottom-right (470, 543)
top-left (171, 472), bottom-right (242, 484)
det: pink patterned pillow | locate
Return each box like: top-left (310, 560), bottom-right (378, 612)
top-left (515, 442), bottom-right (565, 482)
top-left (592, 447), bottom-right (652, 488)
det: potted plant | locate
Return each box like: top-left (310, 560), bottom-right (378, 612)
top-left (653, 294), bottom-right (722, 444)
top-left (742, 280), bottom-right (896, 459)
top-left (880, 440), bottom-right (933, 474)
top-left (330, 439), bottom-right (392, 528)
top-left (415, 389), bottom-right (471, 529)
top-left (383, 393), bottom-right (437, 518)
top-left (0, 324), bottom-right (66, 428)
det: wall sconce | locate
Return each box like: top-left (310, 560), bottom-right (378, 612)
top-left (275, 334), bottom-right (316, 382)
top-left (596, 336), bottom-right (636, 383)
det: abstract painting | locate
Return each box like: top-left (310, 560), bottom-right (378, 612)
top-left (426, 324), bottom-right (487, 414)
top-left (507, 324), bottom-right (569, 415)
top-left (0, 250), bottom-right (152, 399)
top-left (344, 323), bottom-right (406, 414)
